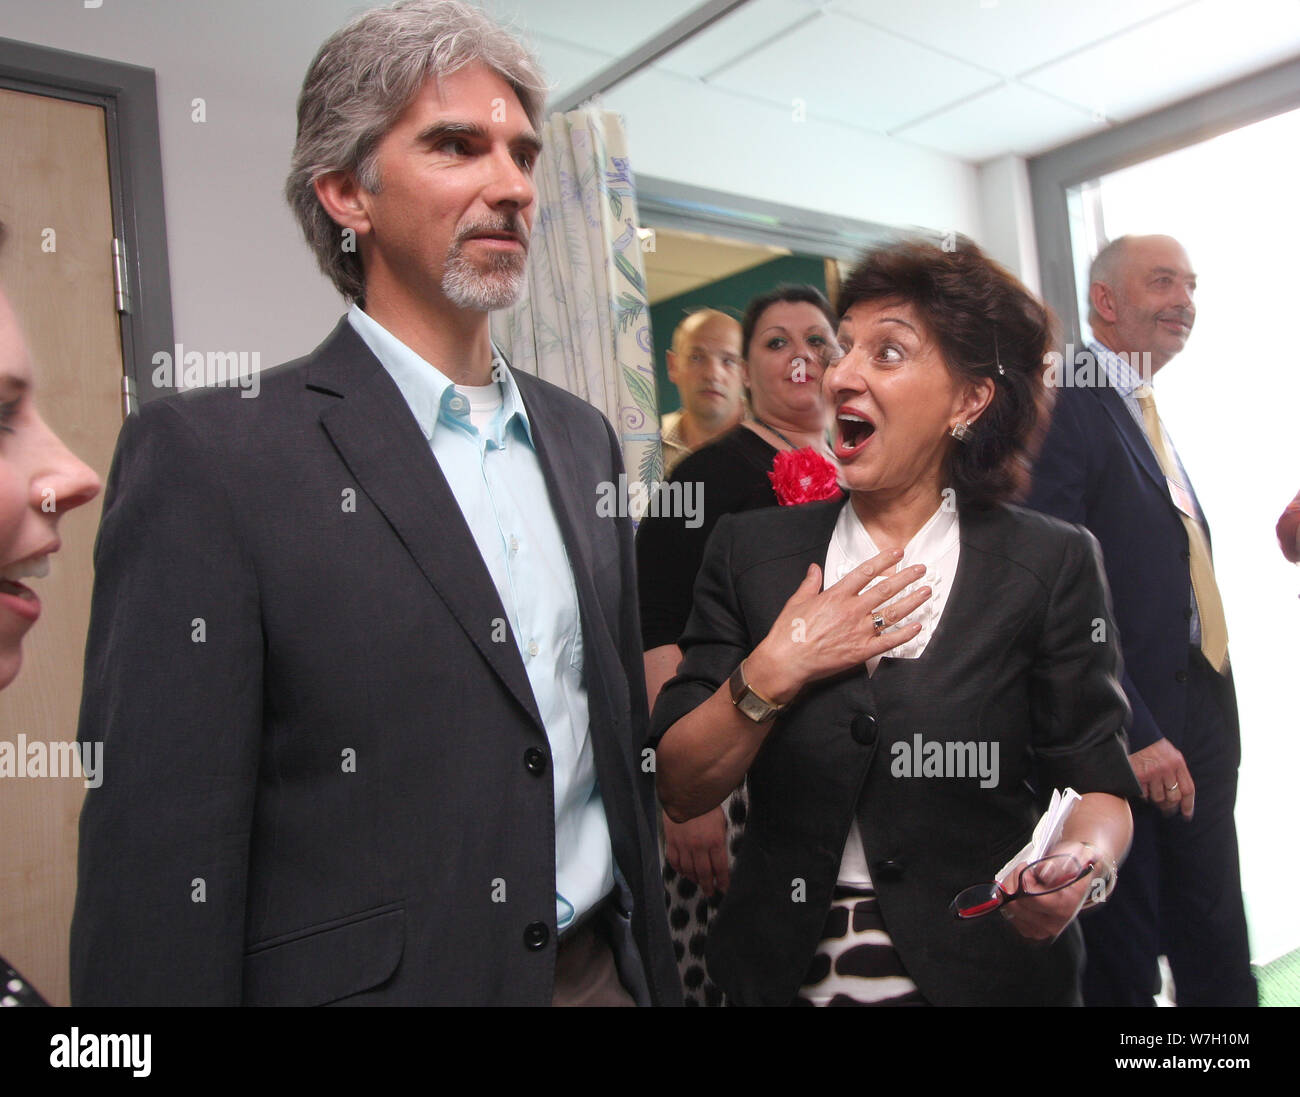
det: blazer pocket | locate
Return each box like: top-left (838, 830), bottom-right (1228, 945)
top-left (243, 902), bottom-right (405, 1006)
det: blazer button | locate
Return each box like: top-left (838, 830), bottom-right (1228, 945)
top-left (874, 859), bottom-right (904, 882)
top-left (1175, 669), bottom-right (1188, 683)
top-left (524, 747), bottom-right (548, 775)
top-left (850, 713), bottom-right (878, 745)
top-left (1184, 606), bottom-right (1194, 621)
top-left (523, 921), bottom-right (549, 950)
top-left (1181, 550), bottom-right (1191, 562)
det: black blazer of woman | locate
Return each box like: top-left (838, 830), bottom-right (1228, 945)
top-left (650, 497), bottom-right (1141, 1007)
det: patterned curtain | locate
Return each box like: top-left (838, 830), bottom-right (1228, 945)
top-left (491, 108), bottom-right (662, 487)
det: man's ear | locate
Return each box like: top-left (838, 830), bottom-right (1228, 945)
top-left (666, 350), bottom-right (680, 385)
top-left (313, 170), bottom-right (372, 236)
top-left (1090, 280), bottom-right (1119, 325)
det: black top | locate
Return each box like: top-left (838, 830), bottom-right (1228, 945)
top-left (637, 425), bottom-right (779, 650)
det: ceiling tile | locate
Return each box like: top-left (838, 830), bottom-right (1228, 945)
top-left (650, 230), bottom-right (786, 278)
top-left (648, 270), bottom-right (713, 303)
top-left (829, 0), bottom-right (1194, 77)
top-left (645, 230), bottom-right (787, 302)
top-left (895, 81), bottom-right (1104, 162)
top-left (530, 34), bottom-right (617, 104)
top-left (602, 66), bottom-right (981, 234)
top-left (487, 0), bottom-right (708, 57)
top-left (1022, 0), bottom-right (1300, 121)
top-left (707, 9), bottom-right (1001, 133)
top-left (653, 0), bottom-right (823, 79)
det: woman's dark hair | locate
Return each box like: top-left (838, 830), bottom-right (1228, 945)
top-left (836, 235), bottom-right (1056, 507)
top-left (740, 283), bottom-right (835, 358)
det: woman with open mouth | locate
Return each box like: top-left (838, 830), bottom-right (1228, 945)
top-left (650, 236), bottom-right (1137, 1006)
top-left (0, 220), bottom-right (103, 1004)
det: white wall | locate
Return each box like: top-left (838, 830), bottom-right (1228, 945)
top-left (604, 67), bottom-right (984, 243)
top-left (0, 0), bottom-right (985, 374)
top-left (0, 0), bottom-right (368, 370)
top-left (977, 155), bottom-right (1041, 294)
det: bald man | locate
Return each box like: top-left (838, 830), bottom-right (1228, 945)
top-left (1027, 234), bottom-right (1255, 1006)
top-left (659, 310), bottom-right (744, 478)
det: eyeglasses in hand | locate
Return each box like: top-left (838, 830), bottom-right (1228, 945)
top-left (949, 854), bottom-right (1094, 920)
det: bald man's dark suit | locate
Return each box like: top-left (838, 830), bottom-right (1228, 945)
top-left (1026, 375), bottom-right (1255, 1007)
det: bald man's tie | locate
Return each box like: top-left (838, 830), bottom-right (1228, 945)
top-left (1134, 385), bottom-right (1229, 673)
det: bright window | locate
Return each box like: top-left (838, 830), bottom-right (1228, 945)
top-left (1067, 106), bottom-right (1300, 964)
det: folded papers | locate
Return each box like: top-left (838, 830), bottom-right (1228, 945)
top-left (995, 787), bottom-right (1081, 884)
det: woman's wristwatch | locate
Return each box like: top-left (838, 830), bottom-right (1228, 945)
top-left (729, 659), bottom-right (787, 724)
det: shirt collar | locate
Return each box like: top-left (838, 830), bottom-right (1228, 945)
top-left (347, 304), bottom-right (534, 448)
top-left (660, 410), bottom-right (689, 452)
top-left (1088, 339), bottom-right (1147, 399)
top-left (833, 495), bottom-right (960, 569)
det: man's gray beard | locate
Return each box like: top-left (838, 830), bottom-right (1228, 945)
top-left (441, 246), bottom-right (527, 312)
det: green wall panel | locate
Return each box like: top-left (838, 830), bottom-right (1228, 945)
top-left (649, 253), bottom-right (828, 416)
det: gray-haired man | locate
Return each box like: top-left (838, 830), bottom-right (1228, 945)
top-left (71, 0), bottom-right (679, 1006)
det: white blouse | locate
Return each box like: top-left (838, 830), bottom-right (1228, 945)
top-left (823, 497), bottom-right (961, 887)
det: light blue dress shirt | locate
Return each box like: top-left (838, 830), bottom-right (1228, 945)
top-left (1090, 339), bottom-right (1201, 643)
top-left (348, 305), bottom-right (614, 929)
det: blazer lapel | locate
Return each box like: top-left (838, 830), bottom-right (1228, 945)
top-left (516, 379), bottom-right (630, 726)
top-left (512, 376), bottom-right (678, 912)
top-left (307, 321), bottom-right (546, 734)
top-left (762, 499), bottom-right (844, 612)
top-left (764, 500), bottom-right (877, 722)
top-left (516, 381), bottom-right (605, 659)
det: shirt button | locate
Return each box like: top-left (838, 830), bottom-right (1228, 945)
top-left (448, 395), bottom-right (467, 414)
top-left (1175, 669), bottom-right (1188, 683)
top-left (523, 922), bottom-right (549, 950)
top-left (509, 535), bottom-right (519, 557)
top-left (524, 747), bottom-right (548, 775)
top-left (527, 641), bottom-right (539, 657)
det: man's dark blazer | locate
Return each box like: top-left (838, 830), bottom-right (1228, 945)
top-left (70, 319), bottom-right (681, 1006)
top-left (649, 498), bottom-right (1140, 1006)
top-left (1025, 381), bottom-right (1240, 755)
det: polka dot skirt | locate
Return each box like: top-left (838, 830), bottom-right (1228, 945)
top-left (660, 782), bottom-right (748, 1006)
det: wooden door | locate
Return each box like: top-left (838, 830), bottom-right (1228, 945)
top-left (0, 86), bottom-right (125, 1006)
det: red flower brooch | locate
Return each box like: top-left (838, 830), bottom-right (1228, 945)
top-left (768, 448), bottom-right (842, 506)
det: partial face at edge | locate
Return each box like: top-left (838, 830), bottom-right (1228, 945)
top-left (0, 290), bottom-right (101, 689)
